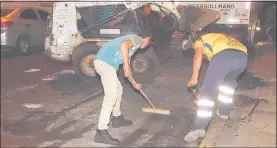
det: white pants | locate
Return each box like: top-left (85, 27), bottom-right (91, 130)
top-left (94, 60), bottom-right (123, 130)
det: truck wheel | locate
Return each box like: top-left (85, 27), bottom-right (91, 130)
top-left (131, 46), bottom-right (160, 84)
top-left (72, 43), bottom-right (100, 82)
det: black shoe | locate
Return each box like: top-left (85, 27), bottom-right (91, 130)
top-left (111, 115), bottom-right (133, 128)
top-left (94, 129), bottom-right (120, 145)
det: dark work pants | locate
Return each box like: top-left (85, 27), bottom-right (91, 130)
top-left (194, 49), bottom-right (248, 129)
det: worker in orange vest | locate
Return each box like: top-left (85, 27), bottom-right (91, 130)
top-left (184, 32), bottom-right (248, 142)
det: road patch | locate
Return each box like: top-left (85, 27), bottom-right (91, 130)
top-left (41, 70), bottom-right (75, 81)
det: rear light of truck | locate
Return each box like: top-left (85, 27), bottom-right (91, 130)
top-left (1, 21), bottom-right (13, 31)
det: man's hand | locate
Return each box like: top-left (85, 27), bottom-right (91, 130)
top-left (127, 75), bottom-right (142, 90)
top-left (194, 94), bottom-right (200, 106)
top-left (193, 99), bottom-right (198, 106)
top-left (133, 83), bottom-right (142, 90)
top-left (188, 44), bottom-right (203, 87)
top-left (123, 65), bottom-right (132, 78)
top-left (187, 77), bottom-right (198, 87)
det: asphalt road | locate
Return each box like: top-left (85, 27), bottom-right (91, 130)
top-left (1, 48), bottom-right (207, 147)
top-left (1, 45), bottom-right (268, 147)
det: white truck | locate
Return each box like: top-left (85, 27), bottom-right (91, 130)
top-left (45, 0), bottom-right (219, 83)
top-left (44, 1), bottom-right (221, 83)
top-left (44, 1), bottom-right (185, 83)
top-left (173, 1), bottom-right (262, 51)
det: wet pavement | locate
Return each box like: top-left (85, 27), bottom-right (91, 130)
top-left (1, 43), bottom-right (274, 147)
top-left (1, 48), bottom-right (202, 147)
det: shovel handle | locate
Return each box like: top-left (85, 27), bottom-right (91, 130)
top-left (127, 76), bottom-right (144, 93)
top-left (127, 76), bottom-right (137, 87)
top-left (127, 77), bottom-right (156, 108)
top-left (139, 90), bottom-right (156, 108)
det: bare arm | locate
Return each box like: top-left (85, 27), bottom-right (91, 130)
top-left (191, 47), bottom-right (203, 81)
top-left (120, 39), bottom-right (141, 90)
top-left (120, 40), bottom-right (133, 75)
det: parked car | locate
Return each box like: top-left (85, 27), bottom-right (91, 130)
top-left (1, 7), bottom-right (50, 54)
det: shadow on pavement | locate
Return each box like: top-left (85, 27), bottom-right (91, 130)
top-left (237, 72), bottom-right (268, 90)
top-left (1, 47), bottom-right (44, 60)
top-left (45, 71), bottom-right (102, 94)
top-left (233, 94), bottom-right (256, 107)
top-left (233, 71), bottom-right (269, 108)
top-left (119, 108), bottom-right (199, 147)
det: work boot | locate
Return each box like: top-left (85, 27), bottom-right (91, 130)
top-left (216, 110), bottom-right (229, 120)
top-left (184, 129), bottom-right (206, 143)
top-left (111, 115), bottom-right (133, 128)
top-left (94, 129), bottom-right (120, 145)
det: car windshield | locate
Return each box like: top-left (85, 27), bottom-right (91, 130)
top-left (1, 9), bottom-right (14, 17)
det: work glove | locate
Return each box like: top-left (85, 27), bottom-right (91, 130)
top-left (187, 84), bottom-right (199, 106)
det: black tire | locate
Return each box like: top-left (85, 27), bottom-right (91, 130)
top-left (130, 46), bottom-right (160, 84)
top-left (72, 43), bottom-right (100, 82)
top-left (16, 36), bottom-right (30, 55)
top-left (73, 43), bottom-right (160, 84)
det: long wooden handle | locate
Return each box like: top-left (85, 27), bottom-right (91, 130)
top-left (127, 76), bottom-right (137, 86)
top-left (138, 90), bottom-right (156, 108)
top-left (127, 77), bottom-right (156, 108)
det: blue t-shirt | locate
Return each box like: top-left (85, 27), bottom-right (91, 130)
top-left (95, 35), bottom-right (143, 70)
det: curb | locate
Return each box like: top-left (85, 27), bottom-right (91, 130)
top-left (199, 107), bottom-right (245, 147)
top-left (199, 45), bottom-right (276, 147)
top-left (199, 93), bottom-right (276, 147)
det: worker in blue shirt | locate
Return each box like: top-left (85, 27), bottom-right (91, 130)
top-left (93, 35), bottom-right (151, 145)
